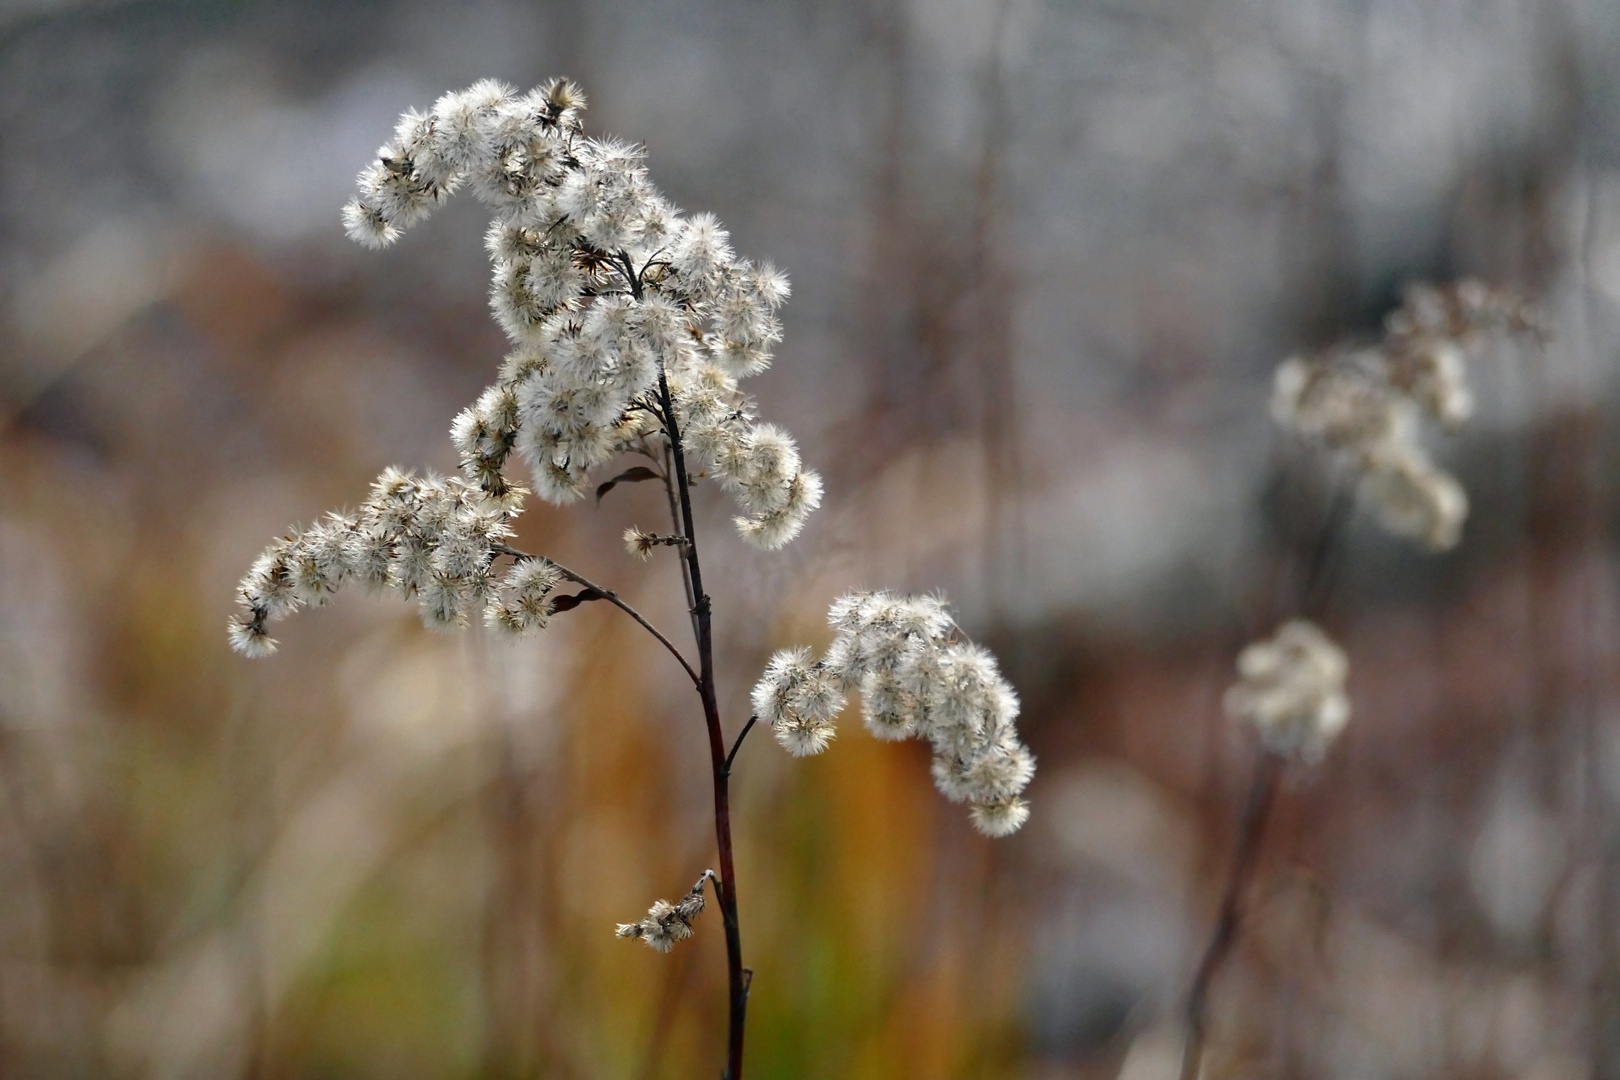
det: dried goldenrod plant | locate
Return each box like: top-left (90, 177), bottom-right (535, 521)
top-left (226, 79), bottom-right (1030, 1080)
top-left (1180, 281), bottom-right (1541, 1080)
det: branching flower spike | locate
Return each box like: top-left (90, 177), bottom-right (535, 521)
top-left (230, 78), bottom-right (825, 658)
top-left (1271, 279), bottom-right (1541, 551)
top-left (228, 470), bottom-right (529, 653)
top-left (753, 592), bottom-right (1035, 837)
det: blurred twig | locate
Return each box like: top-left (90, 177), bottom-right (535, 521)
top-left (1183, 451), bottom-right (1354, 1077)
top-left (1179, 751), bottom-right (1281, 1080)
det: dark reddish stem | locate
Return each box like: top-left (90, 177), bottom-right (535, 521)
top-left (619, 245), bottom-right (747, 1078)
top-left (1180, 450), bottom-right (1351, 1076)
top-left (655, 357), bottom-right (748, 1080)
top-left (1179, 751), bottom-right (1281, 1080)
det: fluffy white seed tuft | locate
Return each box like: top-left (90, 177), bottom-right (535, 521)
top-left (750, 593), bottom-right (1033, 834)
top-left (1224, 620), bottom-right (1350, 764)
top-left (614, 871), bottom-right (714, 952)
top-left (969, 797), bottom-right (1031, 838)
top-left (752, 646), bottom-right (844, 757)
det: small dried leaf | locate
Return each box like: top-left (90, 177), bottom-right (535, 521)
top-left (596, 467), bottom-right (660, 503)
top-left (550, 588), bottom-right (605, 613)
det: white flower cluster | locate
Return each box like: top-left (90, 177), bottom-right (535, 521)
top-left (230, 78), bottom-right (825, 658)
top-left (615, 870), bottom-right (714, 952)
top-left (1270, 279), bottom-right (1538, 551)
top-left (1222, 620), bottom-right (1349, 764)
top-left (349, 78), bottom-right (821, 548)
top-left (751, 593), bottom-right (1034, 838)
top-left (228, 469), bottom-right (562, 656)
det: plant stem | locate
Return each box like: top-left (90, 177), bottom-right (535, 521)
top-left (1301, 473), bottom-right (1355, 620)
top-left (655, 359), bottom-right (748, 1080)
top-left (1179, 751), bottom-right (1281, 1080)
top-left (1180, 466), bottom-right (1348, 1077)
top-left (616, 245), bottom-right (747, 1077)
top-left (491, 547), bottom-right (700, 689)
top-left (662, 440), bottom-right (700, 640)
top-left (725, 716), bottom-right (758, 773)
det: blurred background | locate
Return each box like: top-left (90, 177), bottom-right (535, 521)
top-left (1, 0), bottom-right (1619, 1076)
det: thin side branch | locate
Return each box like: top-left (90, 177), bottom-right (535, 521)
top-left (724, 715), bottom-right (758, 774)
top-left (492, 544), bottom-right (700, 688)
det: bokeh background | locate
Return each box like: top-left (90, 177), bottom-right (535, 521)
top-left (2, 0), bottom-right (1620, 1076)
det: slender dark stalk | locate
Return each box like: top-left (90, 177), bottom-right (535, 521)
top-left (612, 246), bottom-right (747, 1077)
top-left (662, 440), bottom-right (701, 641)
top-left (1179, 752), bottom-right (1282, 1080)
top-left (1300, 473), bottom-right (1355, 620)
top-left (653, 359), bottom-right (748, 1080)
top-left (725, 716), bottom-right (758, 773)
top-left (1181, 463), bottom-right (1351, 1077)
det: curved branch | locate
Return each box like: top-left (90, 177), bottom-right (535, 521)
top-left (724, 715), bottom-right (758, 774)
top-left (492, 544), bottom-right (700, 688)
